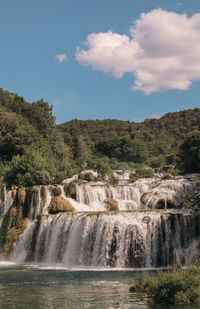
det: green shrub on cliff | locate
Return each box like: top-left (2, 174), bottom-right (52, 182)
top-left (79, 172), bottom-right (96, 182)
top-left (64, 181), bottom-right (77, 199)
top-left (130, 168), bottom-right (154, 182)
top-left (0, 195), bottom-right (27, 255)
top-left (129, 266), bottom-right (200, 305)
top-left (52, 186), bottom-right (62, 196)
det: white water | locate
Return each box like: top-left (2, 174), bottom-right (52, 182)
top-left (13, 211), bottom-right (200, 268)
top-left (1, 175), bottom-right (200, 268)
top-left (0, 184), bottom-right (13, 228)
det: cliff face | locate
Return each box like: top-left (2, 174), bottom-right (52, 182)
top-left (0, 175), bottom-right (200, 268)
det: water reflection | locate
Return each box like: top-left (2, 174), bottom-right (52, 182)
top-left (0, 265), bottom-right (199, 309)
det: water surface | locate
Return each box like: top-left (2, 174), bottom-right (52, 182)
top-left (0, 263), bottom-right (199, 309)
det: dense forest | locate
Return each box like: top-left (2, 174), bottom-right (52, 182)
top-left (0, 88), bottom-right (200, 186)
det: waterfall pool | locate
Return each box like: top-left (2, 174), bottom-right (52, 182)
top-left (0, 262), bottom-right (199, 309)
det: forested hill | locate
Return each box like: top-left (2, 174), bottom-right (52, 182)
top-left (59, 108), bottom-right (200, 146)
top-left (58, 108), bottom-right (200, 170)
top-left (0, 88), bottom-right (200, 186)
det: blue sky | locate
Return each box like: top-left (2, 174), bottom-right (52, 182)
top-left (0, 0), bottom-right (200, 123)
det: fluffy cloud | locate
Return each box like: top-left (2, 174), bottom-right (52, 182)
top-left (55, 53), bottom-right (68, 62)
top-left (76, 9), bottom-right (200, 94)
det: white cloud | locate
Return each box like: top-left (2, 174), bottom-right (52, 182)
top-left (55, 53), bottom-right (68, 62)
top-left (76, 9), bottom-right (200, 94)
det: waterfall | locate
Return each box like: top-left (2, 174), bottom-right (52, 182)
top-left (1, 175), bottom-right (199, 268)
top-left (74, 177), bottom-right (196, 211)
top-left (0, 184), bottom-right (13, 228)
top-left (13, 211), bottom-right (200, 268)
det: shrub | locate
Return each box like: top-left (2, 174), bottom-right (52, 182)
top-left (180, 180), bottom-right (200, 211)
top-left (129, 266), bottom-right (200, 305)
top-left (17, 187), bottom-right (26, 205)
top-left (109, 175), bottom-right (119, 186)
top-left (64, 181), bottom-right (76, 199)
top-left (52, 186), bottom-right (62, 196)
top-left (162, 172), bottom-right (173, 180)
top-left (48, 196), bottom-right (75, 214)
top-left (130, 168), bottom-right (154, 182)
top-left (0, 204), bottom-right (27, 255)
top-left (79, 172), bottom-right (96, 182)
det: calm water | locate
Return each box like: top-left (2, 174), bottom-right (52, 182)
top-left (0, 263), bottom-right (200, 309)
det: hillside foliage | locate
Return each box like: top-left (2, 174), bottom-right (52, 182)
top-left (0, 88), bottom-right (200, 186)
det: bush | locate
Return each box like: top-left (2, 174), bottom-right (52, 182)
top-left (89, 158), bottom-right (112, 179)
top-left (129, 266), bottom-right (200, 305)
top-left (180, 180), bottom-right (200, 211)
top-left (109, 175), bottom-right (119, 186)
top-left (79, 172), bottom-right (96, 182)
top-left (130, 168), bottom-right (154, 182)
top-left (52, 186), bottom-right (62, 196)
top-left (162, 173), bottom-right (173, 180)
top-left (0, 202), bottom-right (27, 255)
top-left (64, 181), bottom-right (77, 199)
top-left (48, 196), bottom-right (75, 214)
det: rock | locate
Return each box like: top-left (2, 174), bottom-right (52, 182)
top-left (157, 197), bottom-right (174, 209)
top-left (48, 196), bottom-right (75, 214)
top-left (11, 185), bottom-right (18, 200)
top-left (17, 187), bottom-right (26, 204)
top-left (142, 216), bottom-right (151, 224)
top-left (51, 186), bottom-right (61, 196)
top-left (104, 198), bottom-right (119, 211)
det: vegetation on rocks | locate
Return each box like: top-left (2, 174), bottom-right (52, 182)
top-left (130, 266), bottom-right (200, 305)
top-left (48, 196), bottom-right (75, 214)
top-left (79, 172), bottom-right (96, 182)
top-left (0, 187), bottom-right (28, 255)
top-left (51, 186), bottom-right (62, 196)
top-left (156, 197), bottom-right (175, 209)
top-left (179, 179), bottom-right (200, 211)
top-left (64, 181), bottom-right (77, 199)
top-left (130, 168), bottom-right (154, 182)
top-left (104, 198), bottom-right (119, 211)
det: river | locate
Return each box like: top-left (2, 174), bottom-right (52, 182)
top-left (0, 262), bottom-right (200, 309)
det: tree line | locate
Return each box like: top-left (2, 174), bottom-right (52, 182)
top-left (0, 88), bottom-right (199, 186)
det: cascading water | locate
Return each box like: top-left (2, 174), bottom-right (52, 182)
top-left (1, 175), bottom-right (199, 268)
top-left (0, 184), bottom-right (13, 228)
top-left (13, 211), bottom-right (200, 268)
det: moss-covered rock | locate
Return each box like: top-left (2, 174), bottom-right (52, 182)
top-left (26, 186), bottom-right (40, 208)
top-left (40, 186), bottom-right (46, 209)
top-left (104, 198), bottom-right (119, 211)
top-left (64, 182), bottom-right (77, 199)
top-left (48, 196), bottom-right (75, 214)
top-left (0, 204), bottom-right (27, 255)
top-left (11, 185), bottom-right (18, 200)
top-left (79, 172), bottom-right (96, 182)
top-left (17, 187), bottom-right (26, 205)
top-left (51, 186), bottom-right (62, 196)
top-left (157, 197), bottom-right (174, 209)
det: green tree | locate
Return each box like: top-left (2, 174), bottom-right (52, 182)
top-left (179, 131), bottom-right (200, 173)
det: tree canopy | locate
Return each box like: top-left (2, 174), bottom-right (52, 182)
top-left (0, 87), bottom-right (200, 186)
